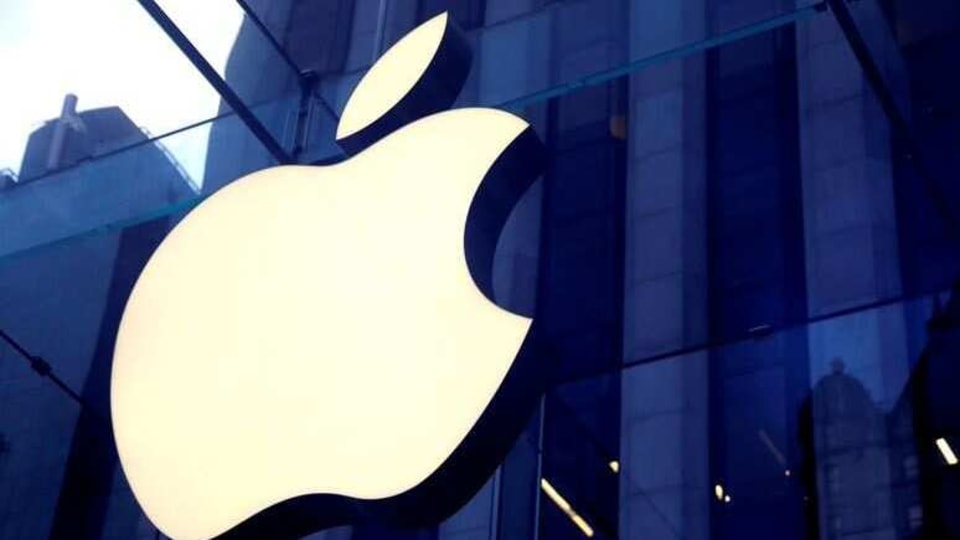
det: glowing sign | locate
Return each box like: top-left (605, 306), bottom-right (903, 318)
top-left (112, 12), bottom-right (546, 540)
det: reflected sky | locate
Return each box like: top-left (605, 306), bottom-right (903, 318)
top-left (0, 0), bottom-right (243, 181)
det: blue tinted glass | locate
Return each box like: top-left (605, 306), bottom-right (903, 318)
top-left (2, 0), bottom-right (960, 539)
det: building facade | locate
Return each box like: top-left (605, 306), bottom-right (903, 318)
top-left (1, 0), bottom-right (959, 539)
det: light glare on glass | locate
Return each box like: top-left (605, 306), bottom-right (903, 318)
top-left (936, 437), bottom-right (958, 466)
top-left (540, 478), bottom-right (595, 537)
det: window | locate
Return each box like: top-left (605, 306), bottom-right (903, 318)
top-left (903, 455), bottom-right (919, 479)
top-left (908, 505), bottom-right (923, 530)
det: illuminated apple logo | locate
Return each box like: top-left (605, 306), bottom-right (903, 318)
top-left (111, 12), bottom-right (546, 540)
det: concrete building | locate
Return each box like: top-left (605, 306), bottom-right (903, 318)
top-left (0, 95), bottom-right (194, 540)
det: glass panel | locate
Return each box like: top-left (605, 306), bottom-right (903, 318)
top-left (0, 218), bottom-right (172, 539)
top-left (546, 290), bottom-right (958, 540)
top-left (2, 1), bottom-right (960, 539)
top-left (835, 0), bottom-right (960, 299)
top-left (152, 0), bottom-right (304, 155)
top-left (0, 0), bottom-right (225, 182)
top-left (0, 95), bottom-right (299, 260)
top-left (318, 0), bottom-right (826, 117)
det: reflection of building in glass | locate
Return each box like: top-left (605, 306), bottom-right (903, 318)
top-left (0, 168), bottom-right (16, 190)
top-left (887, 387), bottom-right (923, 540)
top-left (887, 289), bottom-right (960, 539)
top-left (0, 95), bottom-right (197, 257)
top-left (799, 290), bottom-right (960, 540)
top-left (0, 94), bottom-right (193, 540)
top-left (804, 359), bottom-right (897, 540)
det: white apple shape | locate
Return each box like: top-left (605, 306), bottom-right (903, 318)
top-left (111, 12), bottom-right (542, 540)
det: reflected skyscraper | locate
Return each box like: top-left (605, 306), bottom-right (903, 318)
top-left (0, 95), bottom-right (193, 540)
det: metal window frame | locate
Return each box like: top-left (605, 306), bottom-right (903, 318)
top-left (135, 0), bottom-right (294, 164)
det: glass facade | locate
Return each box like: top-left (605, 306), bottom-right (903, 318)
top-left (1, 0), bottom-right (959, 539)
